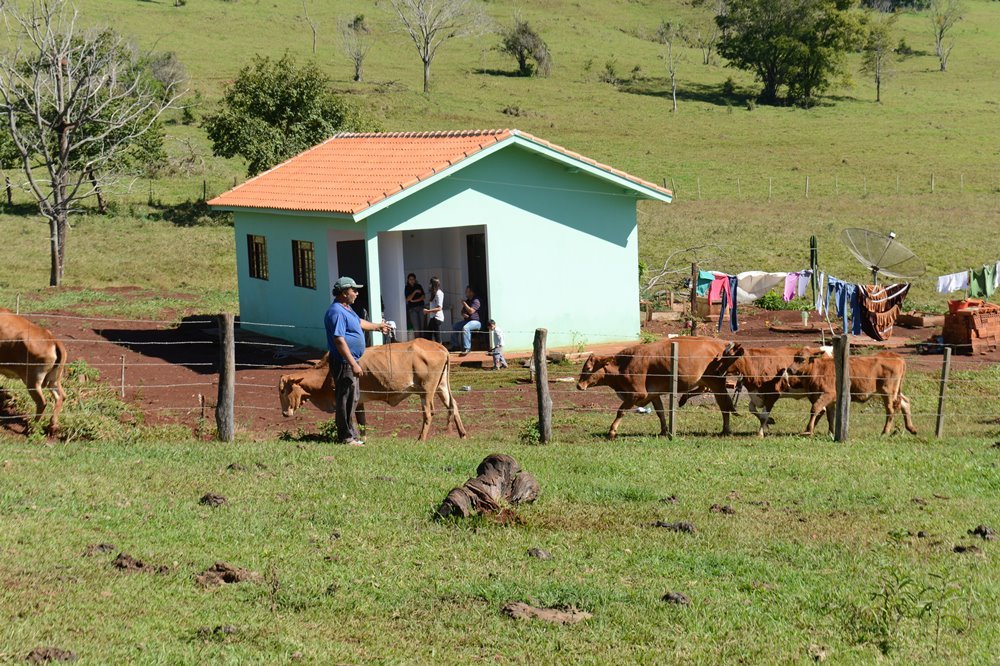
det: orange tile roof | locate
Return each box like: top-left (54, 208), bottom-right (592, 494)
top-left (208, 129), bottom-right (672, 215)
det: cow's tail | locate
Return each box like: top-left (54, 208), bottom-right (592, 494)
top-left (896, 392), bottom-right (918, 434)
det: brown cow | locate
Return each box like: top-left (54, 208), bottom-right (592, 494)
top-left (278, 338), bottom-right (467, 441)
top-left (782, 350), bottom-right (917, 436)
top-left (0, 309), bottom-right (67, 434)
top-left (713, 344), bottom-right (825, 437)
top-left (576, 336), bottom-right (736, 439)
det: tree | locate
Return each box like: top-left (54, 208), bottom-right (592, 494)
top-left (500, 16), bottom-right (551, 76)
top-left (204, 54), bottom-right (381, 177)
top-left (656, 22), bottom-right (684, 113)
top-left (0, 0), bottom-right (180, 286)
top-left (928, 0), bottom-right (962, 72)
top-left (689, 0), bottom-right (725, 65)
top-left (861, 10), bottom-right (897, 102)
top-left (339, 14), bottom-right (374, 82)
top-left (716, 0), bottom-right (864, 105)
top-left (299, 0), bottom-right (319, 55)
top-left (387, 0), bottom-right (490, 94)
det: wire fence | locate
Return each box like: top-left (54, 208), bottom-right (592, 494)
top-left (0, 308), bottom-right (997, 441)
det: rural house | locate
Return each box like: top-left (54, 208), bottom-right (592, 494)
top-left (209, 129), bottom-right (673, 351)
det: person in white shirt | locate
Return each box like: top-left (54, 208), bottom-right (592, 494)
top-left (422, 277), bottom-right (445, 343)
top-left (488, 319), bottom-right (507, 370)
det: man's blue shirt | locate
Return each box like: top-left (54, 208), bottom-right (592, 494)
top-left (324, 302), bottom-right (365, 363)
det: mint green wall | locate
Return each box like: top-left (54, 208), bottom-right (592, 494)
top-left (366, 145), bottom-right (641, 350)
top-left (233, 144), bottom-right (647, 352)
top-left (234, 212), bottom-right (359, 349)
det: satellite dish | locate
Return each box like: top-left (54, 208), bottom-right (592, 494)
top-left (840, 228), bottom-right (926, 284)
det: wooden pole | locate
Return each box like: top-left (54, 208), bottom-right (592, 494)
top-left (15, 293), bottom-right (19, 315)
top-left (4, 176), bottom-right (10, 205)
top-left (689, 262), bottom-right (699, 335)
top-left (834, 334), bottom-right (850, 442)
top-left (805, 176), bottom-right (810, 198)
top-left (119, 355), bottom-right (126, 399)
top-left (216, 313), bottom-right (235, 442)
top-left (736, 177), bottom-right (741, 197)
top-left (931, 173), bottom-right (935, 194)
top-left (670, 177), bottom-right (677, 196)
top-left (668, 341), bottom-right (679, 439)
top-left (935, 347), bottom-right (952, 439)
top-left (202, 179), bottom-right (207, 201)
top-left (768, 177), bottom-right (772, 201)
top-left (533, 328), bottom-right (552, 444)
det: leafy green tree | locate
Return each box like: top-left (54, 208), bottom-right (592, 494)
top-left (204, 54), bottom-right (381, 177)
top-left (716, 0), bottom-right (864, 105)
top-left (500, 17), bottom-right (552, 76)
top-left (861, 10), bottom-right (897, 102)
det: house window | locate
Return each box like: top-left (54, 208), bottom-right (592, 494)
top-left (247, 234), bottom-right (268, 280)
top-left (292, 240), bottom-right (316, 289)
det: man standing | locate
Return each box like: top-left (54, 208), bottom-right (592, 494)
top-left (324, 276), bottom-right (391, 446)
top-left (451, 285), bottom-right (482, 356)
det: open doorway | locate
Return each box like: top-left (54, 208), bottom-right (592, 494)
top-left (466, 232), bottom-right (489, 325)
top-left (337, 239), bottom-right (370, 317)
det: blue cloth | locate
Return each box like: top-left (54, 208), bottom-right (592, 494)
top-left (696, 270), bottom-right (715, 297)
top-left (325, 302), bottom-right (365, 364)
top-left (825, 277), bottom-right (861, 335)
top-left (717, 275), bottom-right (739, 332)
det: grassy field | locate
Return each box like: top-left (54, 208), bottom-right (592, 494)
top-left (1, 428), bottom-right (997, 663)
top-left (1, 1), bottom-right (999, 661)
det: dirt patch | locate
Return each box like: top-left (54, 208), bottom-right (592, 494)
top-left (652, 520), bottom-right (697, 533)
top-left (710, 503), bottom-right (736, 515)
top-left (196, 625), bottom-right (239, 641)
top-left (199, 493), bottom-right (227, 507)
top-left (25, 647), bottom-right (77, 663)
top-left (527, 548), bottom-right (552, 560)
top-left (196, 562), bottom-right (260, 588)
top-left (502, 602), bottom-right (591, 625)
top-left (81, 543), bottom-right (115, 556)
top-left (661, 591), bottom-right (690, 605)
top-left (953, 544), bottom-right (983, 555)
top-left (111, 552), bottom-right (169, 574)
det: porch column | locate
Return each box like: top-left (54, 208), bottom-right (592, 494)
top-left (377, 231), bottom-right (407, 341)
top-left (364, 233), bottom-right (385, 345)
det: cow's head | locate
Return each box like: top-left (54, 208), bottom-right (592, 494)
top-left (577, 353), bottom-right (615, 391)
top-left (779, 348), bottom-right (827, 392)
top-left (717, 342), bottom-right (746, 375)
top-left (278, 374), bottom-right (308, 417)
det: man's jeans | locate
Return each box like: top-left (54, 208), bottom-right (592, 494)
top-left (452, 319), bottom-right (482, 351)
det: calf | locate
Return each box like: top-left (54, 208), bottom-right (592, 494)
top-left (782, 350), bottom-right (917, 436)
top-left (577, 336), bottom-right (736, 439)
top-left (0, 309), bottom-right (67, 434)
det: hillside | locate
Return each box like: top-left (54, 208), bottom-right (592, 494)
top-left (1, 0), bottom-right (999, 305)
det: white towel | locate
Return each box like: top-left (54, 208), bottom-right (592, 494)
top-left (936, 271), bottom-right (969, 294)
top-left (735, 271), bottom-right (787, 304)
top-left (995, 261), bottom-right (1000, 289)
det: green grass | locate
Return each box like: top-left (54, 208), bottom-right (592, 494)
top-left (1, 430), bottom-right (996, 662)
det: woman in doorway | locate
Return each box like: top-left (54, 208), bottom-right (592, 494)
top-left (404, 273), bottom-right (425, 339)
top-left (423, 277), bottom-right (445, 343)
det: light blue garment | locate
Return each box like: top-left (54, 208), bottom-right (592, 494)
top-left (826, 277), bottom-right (861, 335)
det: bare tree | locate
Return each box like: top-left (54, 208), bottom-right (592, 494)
top-left (0, 0), bottom-right (180, 286)
top-left (928, 0), bottom-right (963, 72)
top-left (657, 22), bottom-right (685, 113)
top-left (300, 0), bottom-right (319, 55)
top-left (386, 0), bottom-right (490, 94)
top-left (339, 14), bottom-right (374, 82)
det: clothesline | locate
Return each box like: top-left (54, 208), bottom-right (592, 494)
top-left (936, 260), bottom-right (999, 299)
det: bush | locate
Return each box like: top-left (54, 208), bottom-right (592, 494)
top-left (754, 291), bottom-right (811, 311)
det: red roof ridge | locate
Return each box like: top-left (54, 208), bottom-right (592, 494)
top-left (333, 129), bottom-right (511, 139)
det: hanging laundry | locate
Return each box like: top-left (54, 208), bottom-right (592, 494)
top-left (969, 264), bottom-right (996, 299)
top-left (826, 277), bottom-right (861, 335)
top-left (782, 270), bottom-right (813, 302)
top-left (735, 271), bottom-right (787, 304)
top-left (717, 275), bottom-right (739, 332)
top-left (994, 261), bottom-right (1000, 290)
top-left (707, 273), bottom-right (730, 303)
top-left (696, 270), bottom-right (716, 297)
top-left (857, 283), bottom-right (910, 341)
top-left (814, 271), bottom-right (827, 316)
top-left (936, 270), bottom-right (969, 294)
top-left (796, 270), bottom-right (812, 298)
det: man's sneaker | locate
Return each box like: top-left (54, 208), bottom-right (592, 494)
top-left (343, 438), bottom-right (365, 446)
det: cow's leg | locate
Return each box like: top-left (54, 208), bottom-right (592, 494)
top-left (711, 388), bottom-right (735, 436)
top-left (437, 382), bottom-right (467, 439)
top-left (608, 401), bottom-right (634, 440)
top-left (651, 395), bottom-right (667, 436)
top-left (750, 392), bottom-right (778, 438)
top-left (880, 392), bottom-right (896, 435)
top-left (25, 375), bottom-right (48, 432)
top-left (897, 393), bottom-right (918, 434)
top-left (802, 400), bottom-right (825, 436)
top-left (417, 394), bottom-right (433, 441)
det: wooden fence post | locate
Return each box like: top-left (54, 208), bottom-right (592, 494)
top-left (805, 175), bottom-right (810, 198)
top-left (834, 334), bottom-right (850, 442)
top-left (15, 293), bottom-right (19, 315)
top-left (533, 328), bottom-right (552, 443)
top-left (216, 313), bottom-right (235, 442)
top-left (119, 355), bottom-right (126, 399)
top-left (768, 177), bottom-right (772, 201)
top-left (935, 347), bottom-right (952, 439)
top-left (668, 341), bottom-right (679, 439)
